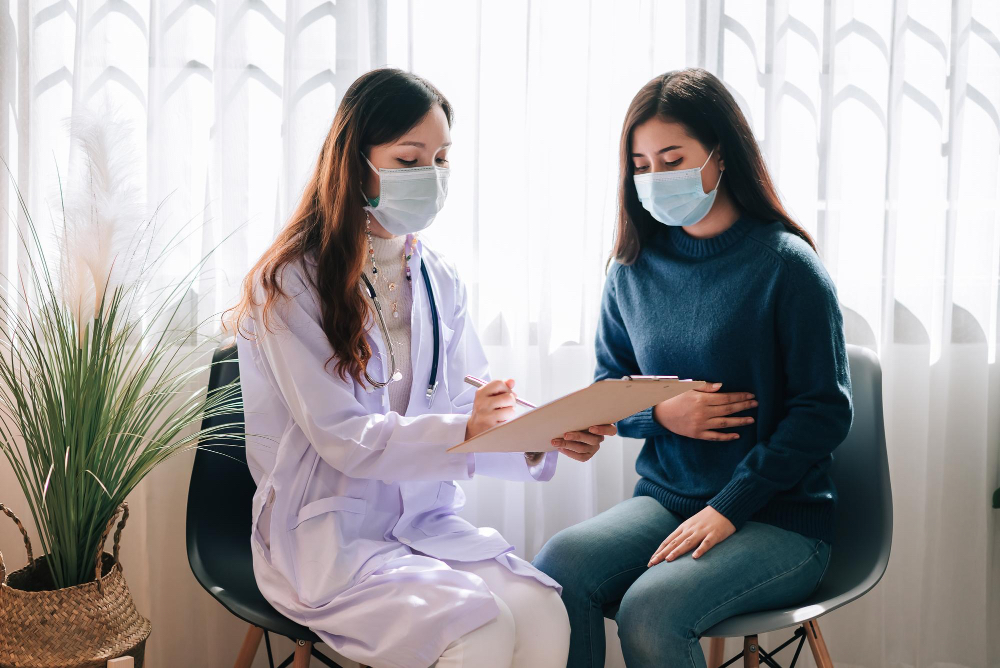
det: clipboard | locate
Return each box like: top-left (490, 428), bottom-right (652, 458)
top-left (447, 376), bottom-right (707, 453)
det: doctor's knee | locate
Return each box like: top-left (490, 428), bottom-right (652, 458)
top-left (434, 594), bottom-right (515, 668)
top-left (537, 587), bottom-right (571, 659)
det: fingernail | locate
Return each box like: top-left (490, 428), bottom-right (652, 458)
top-left (713, 383), bottom-right (722, 389)
top-left (751, 401), bottom-right (758, 406)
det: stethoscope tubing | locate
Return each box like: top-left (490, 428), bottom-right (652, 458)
top-left (360, 262), bottom-right (440, 404)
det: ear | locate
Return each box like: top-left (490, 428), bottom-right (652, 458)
top-left (717, 148), bottom-right (725, 172)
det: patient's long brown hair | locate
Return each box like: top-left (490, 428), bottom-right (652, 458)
top-left (223, 68), bottom-right (453, 386)
top-left (613, 68), bottom-right (815, 265)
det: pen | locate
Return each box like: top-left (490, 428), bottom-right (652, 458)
top-left (463, 375), bottom-right (538, 409)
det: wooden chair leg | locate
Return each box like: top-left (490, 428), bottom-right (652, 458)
top-left (234, 625), bottom-right (264, 668)
top-left (293, 640), bottom-right (313, 668)
top-left (708, 637), bottom-right (725, 668)
top-left (743, 635), bottom-right (759, 668)
top-left (804, 619), bottom-right (833, 668)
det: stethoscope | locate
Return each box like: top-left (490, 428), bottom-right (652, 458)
top-left (360, 262), bottom-right (440, 404)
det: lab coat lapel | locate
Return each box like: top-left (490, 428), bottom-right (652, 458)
top-left (407, 235), bottom-right (431, 415)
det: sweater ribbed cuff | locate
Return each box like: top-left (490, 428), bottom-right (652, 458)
top-left (619, 406), bottom-right (671, 439)
top-left (707, 476), bottom-right (774, 530)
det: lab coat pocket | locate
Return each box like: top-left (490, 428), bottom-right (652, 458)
top-left (416, 482), bottom-right (469, 536)
top-left (288, 495), bottom-right (368, 605)
top-left (291, 495), bottom-right (367, 529)
top-left (436, 481), bottom-right (459, 509)
top-left (437, 320), bottom-right (457, 408)
top-left (440, 320), bottom-right (456, 349)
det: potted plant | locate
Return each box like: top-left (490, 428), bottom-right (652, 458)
top-left (0, 110), bottom-right (243, 667)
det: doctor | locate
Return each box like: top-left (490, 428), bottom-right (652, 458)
top-left (224, 68), bottom-right (613, 668)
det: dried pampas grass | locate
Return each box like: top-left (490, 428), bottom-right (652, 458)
top-left (56, 107), bottom-right (157, 341)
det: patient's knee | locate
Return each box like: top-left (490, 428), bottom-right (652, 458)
top-left (617, 580), bottom-right (694, 664)
top-left (532, 527), bottom-right (594, 598)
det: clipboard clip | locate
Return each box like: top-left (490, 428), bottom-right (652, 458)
top-left (622, 374), bottom-right (680, 380)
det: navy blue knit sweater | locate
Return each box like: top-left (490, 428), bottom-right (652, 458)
top-left (595, 216), bottom-right (853, 544)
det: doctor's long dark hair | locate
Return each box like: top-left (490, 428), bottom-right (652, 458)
top-left (223, 68), bottom-right (453, 386)
top-left (612, 68), bottom-right (814, 265)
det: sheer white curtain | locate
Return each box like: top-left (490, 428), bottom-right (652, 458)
top-left (0, 1), bottom-right (381, 666)
top-left (2, 1), bottom-right (999, 668)
top-left (388, 1), bottom-right (1000, 667)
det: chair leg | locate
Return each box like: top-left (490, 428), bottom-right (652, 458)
top-left (743, 635), bottom-right (759, 668)
top-left (293, 640), bottom-right (313, 668)
top-left (708, 637), bottom-right (725, 668)
top-left (234, 625), bottom-right (264, 668)
top-left (804, 620), bottom-right (833, 668)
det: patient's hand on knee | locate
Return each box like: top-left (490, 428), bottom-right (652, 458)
top-left (648, 506), bottom-right (736, 566)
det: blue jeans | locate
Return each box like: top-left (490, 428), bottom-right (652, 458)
top-left (532, 496), bottom-right (831, 668)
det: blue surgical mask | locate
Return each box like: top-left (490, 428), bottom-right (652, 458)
top-left (633, 148), bottom-right (723, 227)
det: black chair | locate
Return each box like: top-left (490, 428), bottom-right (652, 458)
top-left (186, 344), bottom-right (343, 668)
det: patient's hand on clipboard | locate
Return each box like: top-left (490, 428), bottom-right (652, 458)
top-left (464, 378), bottom-right (616, 463)
top-left (651, 382), bottom-right (757, 441)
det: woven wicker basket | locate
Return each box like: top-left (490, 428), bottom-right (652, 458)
top-left (0, 502), bottom-right (151, 668)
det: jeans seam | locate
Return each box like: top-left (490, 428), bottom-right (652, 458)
top-left (805, 542), bottom-right (832, 599)
top-left (690, 541), bottom-right (824, 637)
top-left (589, 564), bottom-right (648, 667)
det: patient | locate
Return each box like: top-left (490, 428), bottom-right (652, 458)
top-left (532, 68), bottom-right (853, 668)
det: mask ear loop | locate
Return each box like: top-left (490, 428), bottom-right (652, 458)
top-left (361, 152), bottom-right (382, 207)
top-left (711, 167), bottom-right (724, 191)
top-left (700, 147), bottom-right (724, 192)
top-left (699, 147), bottom-right (716, 170)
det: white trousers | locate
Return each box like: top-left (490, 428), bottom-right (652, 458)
top-left (430, 558), bottom-right (570, 668)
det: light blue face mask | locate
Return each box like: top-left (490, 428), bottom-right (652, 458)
top-left (633, 148), bottom-right (723, 227)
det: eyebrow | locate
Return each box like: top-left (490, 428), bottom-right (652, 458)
top-left (630, 145), bottom-right (682, 158)
top-left (397, 140), bottom-right (453, 148)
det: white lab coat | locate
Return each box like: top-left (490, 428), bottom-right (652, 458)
top-left (235, 238), bottom-right (560, 668)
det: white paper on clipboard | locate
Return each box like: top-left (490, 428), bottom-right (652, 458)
top-left (447, 376), bottom-right (707, 454)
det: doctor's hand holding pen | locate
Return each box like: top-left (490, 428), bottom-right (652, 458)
top-left (465, 378), bottom-right (616, 463)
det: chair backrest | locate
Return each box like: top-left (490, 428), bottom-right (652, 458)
top-left (185, 344), bottom-right (255, 593)
top-left (807, 344), bottom-right (893, 607)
